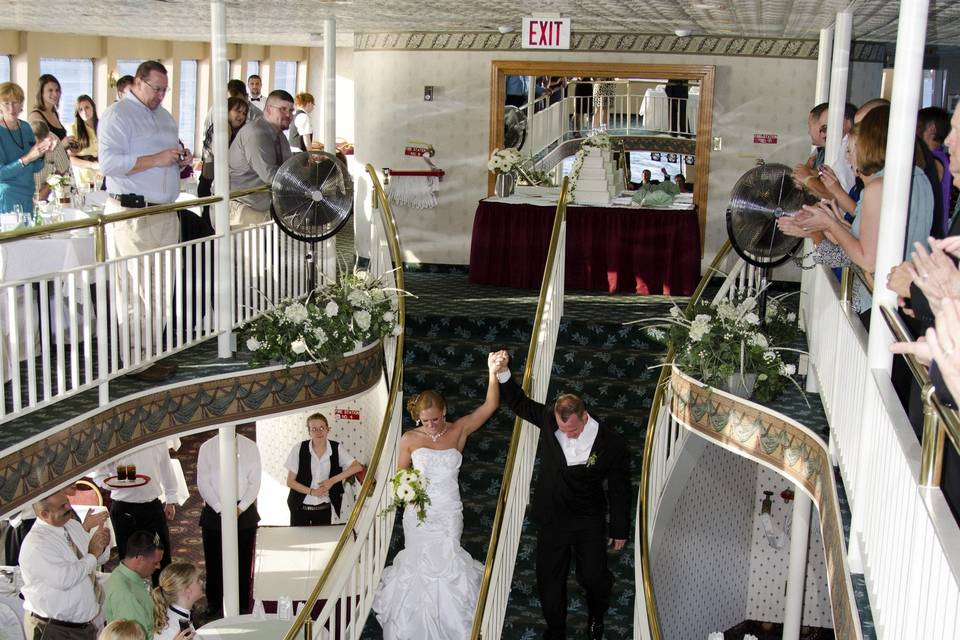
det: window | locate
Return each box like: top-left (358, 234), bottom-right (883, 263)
top-left (38, 58), bottom-right (94, 127)
top-left (116, 59), bottom-right (143, 79)
top-left (0, 56), bottom-right (10, 83)
top-left (246, 60), bottom-right (260, 81)
top-left (178, 60), bottom-right (198, 149)
top-left (274, 60), bottom-right (298, 95)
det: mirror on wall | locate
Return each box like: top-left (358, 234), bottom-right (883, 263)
top-left (490, 61), bottom-right (715, 247)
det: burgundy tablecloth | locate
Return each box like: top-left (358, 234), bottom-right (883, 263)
top-left (469, 199), bottom-right (701, 295)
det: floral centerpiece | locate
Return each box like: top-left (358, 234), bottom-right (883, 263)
top-left (45, 173), bottom-right (72, 202)
top-left (381, 468), bottom-right (431, 525)
top-left (568, 132), bottom-right (612, 198)
top-left (641, 293), bottom-right (803, 403)
top-left (487, 147), bottom-right (523, 175)
top-left (242, 269), bottom-right (401, 368)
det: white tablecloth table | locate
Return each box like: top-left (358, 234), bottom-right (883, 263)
top-left (197, 614), bottom-right (292, 639)
top-left (253, 525), bottom-right (345, 602)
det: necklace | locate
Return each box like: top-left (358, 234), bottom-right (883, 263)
top-left (422, 425), bottom-right (449, 443)
top-left (2, 120), bottom-right (24, 150)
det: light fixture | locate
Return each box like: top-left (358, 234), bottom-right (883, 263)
top-left (674, 28), bottom-right (693, 37)
top-left (498, 25), bottom-right (514, 34)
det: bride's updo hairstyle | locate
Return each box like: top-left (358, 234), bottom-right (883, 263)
top-left (407, 390), bottom-right (446, 423)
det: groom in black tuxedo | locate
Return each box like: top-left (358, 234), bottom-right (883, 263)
top-left (496, 355), bottom-right (631, 640)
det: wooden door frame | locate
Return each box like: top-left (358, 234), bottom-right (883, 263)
top-left (489, 60), bottom-right (716, 254)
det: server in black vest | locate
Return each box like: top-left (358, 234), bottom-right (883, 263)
top-left (196, 431), bottom-right (261, 616)
top-left (285, 413), bottom-right (365, 526)
top-left (497, 355), bottom-right (631, 640)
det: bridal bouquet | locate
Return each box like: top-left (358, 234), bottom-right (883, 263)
top-left (381, 468), bottom-right (431, 525)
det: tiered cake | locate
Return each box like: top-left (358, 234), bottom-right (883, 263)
top-left (573, 146), bottom-right (619, 205)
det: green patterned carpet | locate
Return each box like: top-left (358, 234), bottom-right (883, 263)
top-left (363, 268), bottom-right (675, 639)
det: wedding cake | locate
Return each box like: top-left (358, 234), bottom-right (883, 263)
top-left (573, 145), bottom-right (619, 205)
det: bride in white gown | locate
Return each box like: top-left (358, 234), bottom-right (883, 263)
top-left (373, 351), bottom-right (506, 639)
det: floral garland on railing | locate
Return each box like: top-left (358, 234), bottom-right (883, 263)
top-left (567, 132), bottom-right (611, 198)
top-left (242, 269), bottom-right (402, 368)
top-left (638, 291), bottom-right (803, 403)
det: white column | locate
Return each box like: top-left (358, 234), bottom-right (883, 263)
top-left (218, 425), bottom-right (240, 616)
top-left (815, 27), bottom-right (834, 104)
top-left (526, 75), bottom-right (536, 136)
top-left (211, 0), bottom-right (232, 359)
top-left (867, 0), bottom-right (929, 372)
top-left (825, 13), bottom-right (851, 165)
top-left (323, 19), bottom-right (336, 153)
top-left (783, 491), bottom-right (812, 640)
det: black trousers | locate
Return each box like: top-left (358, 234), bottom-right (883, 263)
top-left (109, 498), bottom-right (171, 585)
top-left (201, 517), bottom-right (257, 615)
top-left (290, 505), bottom-right (332, 527)
top-left (536, 523), bottom-right (612, 639)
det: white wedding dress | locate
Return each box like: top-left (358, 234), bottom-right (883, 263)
top-left (373, 447), bottom-right (484, 639)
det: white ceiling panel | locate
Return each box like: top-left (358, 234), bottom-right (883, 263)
top-left (1, 0), bottom-right (958, 48)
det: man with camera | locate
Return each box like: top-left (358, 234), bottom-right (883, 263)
top-left (99, 60), bottom-right (193, 379)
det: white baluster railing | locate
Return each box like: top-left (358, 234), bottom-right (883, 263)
top-left (802, 264), bottom-right (960, 639)
top-left (0, 209), bottom-right (337, 422)
top-left (471, 179), bottom-right (568, 640)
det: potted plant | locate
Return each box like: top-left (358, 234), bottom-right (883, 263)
top-left (242, 269), bottom-right (402, 368)
top-left (641, 293), bottom-right (803, 402)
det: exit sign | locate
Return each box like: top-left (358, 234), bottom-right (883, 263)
top-left (522, 17), bottom-right (571, 49)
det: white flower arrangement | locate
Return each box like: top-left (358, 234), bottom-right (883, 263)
top-left (487, 147), bottom-right (523, 175)
top-left (45, 173), bottom-right (72, 188)
top-left (637, 292), bottom-right (804, 403)
top-left (241, 269), bottom-right (402, 368)
top-left (380, 468), bottom-right (431, 525)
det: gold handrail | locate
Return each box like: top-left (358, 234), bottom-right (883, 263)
top-left (637, 239), bottom-right (732, 640)
top-left (282, 165), bottom-right (406, 640)
top-left (470, 177), bottom-right (570, 640)
top-left (879, 304), bottom-right (960, 488)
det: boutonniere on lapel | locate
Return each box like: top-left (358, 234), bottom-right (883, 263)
top-left (586, 452), bottom-right (598, 468)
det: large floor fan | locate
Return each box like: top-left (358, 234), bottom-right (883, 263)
top-left (725, 161), bottom-right (817, 320)
top-left (271, 150), bottom-right (354, 291)
top-left (503, 105), bottom-right (527, 150)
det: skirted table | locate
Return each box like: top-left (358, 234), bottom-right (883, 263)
top-left (469, 198), bottom-right (701, 295)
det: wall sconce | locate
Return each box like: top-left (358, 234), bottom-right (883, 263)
top-left (108, 70), bottom-right (120, 88)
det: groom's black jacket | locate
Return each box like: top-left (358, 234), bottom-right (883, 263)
top-left (500, 375), bottom-right (632, 540)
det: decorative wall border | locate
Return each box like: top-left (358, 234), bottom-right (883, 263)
top-left (0, 344), bottom-right (384, 517)
top-left (669, 367), bottom-right (863, 640)
top-left (354, 32), bottom-right (886, 62)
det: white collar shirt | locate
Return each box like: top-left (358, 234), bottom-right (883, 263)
top-left (154, 605), bottom-right (193, 640)
top-left (20, 518), bottom-right (110, 623)
top-left (98, 92), bottom-right (180, 203)
top-left (555, 416), bottom-right (599, 466)
top-left (284, 440), bottom-right (356, 505)
top-left (196, 434), bottom-right (262, 514)
top-left (92, 444), bottom-right (179, 504)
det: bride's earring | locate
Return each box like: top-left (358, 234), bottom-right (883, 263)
top-left (415, 419), bottom-right (422, 426)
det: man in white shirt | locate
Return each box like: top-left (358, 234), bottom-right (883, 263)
top-left (92, 443), bottom-right (180, 584)
top-left (98, 60), bottom-right (193, 379)
top-left (196, 430), bottom-right (262, 616)
top-left (20, 490), bottom-right (111, 640)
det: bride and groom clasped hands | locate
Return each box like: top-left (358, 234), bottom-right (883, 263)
top-left (373, 350), bottom-right (632, 640)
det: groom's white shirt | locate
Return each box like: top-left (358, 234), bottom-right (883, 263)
top-left (497, 370), bottom-right (599, 465)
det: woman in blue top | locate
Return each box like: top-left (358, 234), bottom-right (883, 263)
top-left (0, 82), bottom-right (55, 212)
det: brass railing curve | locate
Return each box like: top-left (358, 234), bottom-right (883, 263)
top-left (879, 304), bottom-right (960, 488)
top-left (470, 177), bottom-right (570, 639)
top-left (282, 165), bottom-right (406, 640)
top-left (636, 239), bottom-right (732, 640)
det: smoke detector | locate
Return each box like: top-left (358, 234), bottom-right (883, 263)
top-left (674, 28), bottom-right (693, 37)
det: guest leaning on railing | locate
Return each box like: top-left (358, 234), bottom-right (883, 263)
top-left (0, 82), bottom-right (56, 212)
